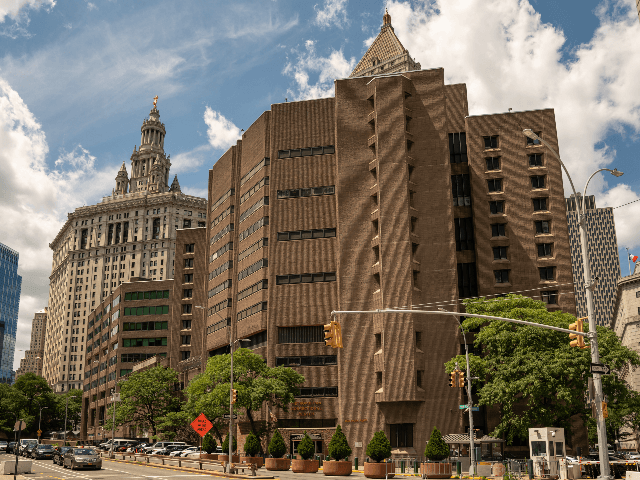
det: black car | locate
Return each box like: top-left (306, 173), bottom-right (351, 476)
top-left (23, 444), bottom-right (38, 457)
top-left (53, 446), bottom-right (74, 465)
top-left (31, 444), bottom-right (55, 460)
top-left (6, 442), bottom-right (16, 454)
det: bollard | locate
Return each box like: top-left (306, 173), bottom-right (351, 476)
top-left (527, 459), bottom-right (534, 480)
top-left (355, 457), bottom-right (358, 470)
top-left (401, 460), bottom-right (405, 473)
top-left (415, 461), bottom-right (419, 474)
top-left (457, 461), bottom-right (462, 475)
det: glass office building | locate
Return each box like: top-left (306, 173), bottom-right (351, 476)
top-left (0, 243), bottom-right (21, 384)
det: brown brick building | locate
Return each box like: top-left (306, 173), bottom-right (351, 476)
top-left (204, 12), bottom-right (575, 459)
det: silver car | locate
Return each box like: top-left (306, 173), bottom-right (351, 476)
top-left (63, 448), bottom-right (102, 470)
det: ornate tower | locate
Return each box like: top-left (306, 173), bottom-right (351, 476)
top-left (169, 174), bottom-right (182, 193)
top-left (114, 161), bottom-right (129, 195)
top-left (129, 98), bottom-right (171, 194)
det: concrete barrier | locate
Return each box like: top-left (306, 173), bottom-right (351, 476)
top-left (2, 459), bottom-right (33, 474)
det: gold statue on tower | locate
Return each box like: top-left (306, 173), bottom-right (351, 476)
top-left (153, 95), bottom-right (158, 108)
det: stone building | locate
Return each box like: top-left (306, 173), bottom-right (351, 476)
top-left (0, 242), bottom-right (21, 384)
top-left (203, 11), bottom-right (576, 460)
top-left (566, 194), bottom-right (621, 326)
top-left (15, 308), bottom-right (48, 379)
top-left (43, 103), bottom-right (207, 394)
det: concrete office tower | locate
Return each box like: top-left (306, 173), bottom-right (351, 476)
top-left (566, 194), bottom-right (621, 326)
top-left (204, 11), bottom-right (575, 459)
top-left (42, 102), bottom-right (207, 394)
top-left (0, 243), bottom-right (22, 384)
top-left (15, 308), bottom-right (48, 380)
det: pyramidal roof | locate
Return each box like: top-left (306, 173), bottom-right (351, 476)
top-left (349, 9), bottom-right (420, 78)
top-left (169, 174), bottom-right (181, 193)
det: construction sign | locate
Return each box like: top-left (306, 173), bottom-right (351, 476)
top-left (190, 413), bottom-right (213, 437)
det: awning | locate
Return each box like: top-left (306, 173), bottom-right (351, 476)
top-left (291, 433), bottom-right (322, 441)
top-left (443, 434), bottom-right (505, 444)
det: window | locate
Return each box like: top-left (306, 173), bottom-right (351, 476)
top-left (448, 132), bottom-right (468, 163)
top-left (537, 243), bottom-right (553, 257)
top-left (454, 218), bottom-right (474, 251)
top-left (123, 305), bottom-right (170, 316)
top-left (533, 198), bottom-right (548, 211)
top-left (457, 262), bottom-right (478, 298)
top-left (124, 290), bottom-right (170, 301)
top-left (184, 258), bottom-right (194, 268)
top-left (417, 370), bottom-right (424, 388)
top-left (487, 178), bottom-right (503, 193)
top-left (636, 291), bottom-right (640, 298)
top-left (493, 246), bottom-right (507, 260)
top-left (486, 157), bottom-right (500, 171)
top-left (389, 424), bottom-right (413, 448)
top-left (182, 320), bottom-right (192, 329)
top-left (491, 223), bottom-right (506, 237)
top-left (415, 331), bottom-right (422, 350)
top-left (239, 197), bottom-right (269, 224)
top-left (185, 243), bottom-right (195, 253)
top-left (240, 158), bottom-right (270, 186)
top-left (238, 238), bottom-right (268, 262)
top-left (210, 223), bottom-right (234, 246)
top-left (483, 136), bottom-right (499, 149)
top-left (122, 338), bottom-right (167, 347)
top-left (541, 290), bottom-right (558, 305)
top-left (238, 279), bottom-right (268, 301)
top-left (182, 304), bottom-right (193, 314)
top-left (180, 351), bottom-right (191, 361)
top-left (531, 176), bottom-right (545, 189)
top-left (494, 269), bottom-right (510, 284)
top-left (277, 185), bottom-right (335, 199)
top-left (210, 205), bottom-right (234, 229)
top-left (211, 188), bottom-right (234, 213)
top-left (181, 335), bottom-right (191, 345)
top-left (208, 279), bottom-right (232, 298)
top-left (182, 289), bottom-right (194, 300)
top-left (122, 321), bottom-right (168, 331)
top-left (276, 355), bottom-right (337, 366)
top-left (208, 298), bottom-right (231, 317)
top-left (489, 201), bottom-right (504, 214)
top-left (209, 260), bottom-right (233, 281)
top-left (295, 387), bottom-right (338, 398)
top-left (237, 301), bottom-right (268, 321)
top-left (276, 272), bottom-right (336, 285)
top-left (452, 174), bottom-right (471, 206)
top-left (241, 177), bottom-right (269, 205)
top-left (238, 217), bottom-right (269, 242)
top-left (277, 228), bottom-right (336, 241)
top-left (238, 258), bottom-right (268, 281)
top-left (539, 267), bottom-right (555, 281)
top-left (278, 145), bottom-right (334, 159)
top-left (529, 154), bottom-right (544, 167)
top-left (535, 220), bottom-right (551, 234)
top-left (278, 326), bottom-right (324, 344)
top-left (526, 131), bottom-right (542, 145)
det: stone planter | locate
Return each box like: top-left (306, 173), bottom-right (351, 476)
top-left (364, 462), bottom-right (395, 478)
top-left (323, 460), bottom-right (352, 476)
top-left (241, 456), bottom-right (264, 468)
top-left (292, 459), bottom-right (319, 473)
top-left (265, 458), bottom-right (290, 471)
top-left (200, 454), bottom-right (218, 460)
top-left (218, 454), bottom-right (240, 463)
top-left (420, 462), bottom-right (452, 479)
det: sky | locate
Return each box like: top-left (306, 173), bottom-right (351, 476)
top-left (1, 0), bottom-right (640, 371)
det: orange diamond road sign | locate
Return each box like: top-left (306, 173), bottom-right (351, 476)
top-left (190, 413), bottom-right (212, 437)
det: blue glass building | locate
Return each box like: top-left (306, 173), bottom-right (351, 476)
top-left (0, 243), bottom-right (21, 384)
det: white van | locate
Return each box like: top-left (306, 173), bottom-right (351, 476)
top-left (99, 438), bottom-right (132, 450)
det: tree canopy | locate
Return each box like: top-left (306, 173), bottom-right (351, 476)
top-left (445, 295), bottom-right (640, 446)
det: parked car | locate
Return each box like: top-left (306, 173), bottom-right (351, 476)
top-left (0, 441), bottom-right (8, 452)
top-left (18, 439), bottom-right (38, 456)
top-left (115, 441), bottom-right (139, 452)
top-left (145, 442), bottom-right (186, 454)
top-left (23, 444), bottom-right (38, 457)
top-left (179, 447), bottom-right (202, 457)
top-left (53, 446), bottom-right (74, 465)
top-left (31, 444), bottom-right (55, 460)
top-left (130, 443), bottom-right (148, 453)
top-left (63, 448), bottom-right (102, 470)
top-left (168, 445), bottom-right (192, 457)
top-left (6, 442), bottom-right (17, 454)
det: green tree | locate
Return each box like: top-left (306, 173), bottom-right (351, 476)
top-left (202, 433), bottom-right (217, 454)
top-left (244, 431), bottom-right (261, 456)
top-left (424, 427), bottom-right (449, 461)
top-left (328, 425), bottom-right (352, 461)
top-left (104, 366), bottom-right (181, 437)
top-left (445, 295), bottom-right (640, 446)
top-left (0, 383), bottom-right (26, 437)
top-left (154, 410), bottom-right (200, 444)
top-left (268, 429), bottom-right (286, 458)
top-left (56, 390), bottom-right (83, 432)
top-left (222, 434), bottom-right (237, 453)
top-left (297, 432), bottom-right (315, 460)
top-left (366, 431), bottom-right (391, 462)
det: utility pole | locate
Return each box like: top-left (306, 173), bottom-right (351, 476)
top-left (110, 389), bottom-right (119, 458)
top-left (38, 407), bottom-right (48, 444)
top-left (63, 395), bottom-right (69, 446)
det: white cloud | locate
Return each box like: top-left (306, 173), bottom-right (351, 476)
top-left (203, 107), bottom-right (241, 150)
top-left (86, 2), bottom-right (97, 11)
top-left (0, 76), bottom-right (117, 369)
top-left (0, 0), bottom-right (55, 23)
top-left (283, 40), bottom-right (356, 100)
top-left (171, 144), bottom-right (213, 174)
top-left (314, 0), bottom-right (349, 28)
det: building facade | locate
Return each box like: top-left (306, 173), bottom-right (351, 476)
top-left (81, 227), bottom-right (207, 442)
top-left (203, 12), bottom-right (576, 459)
top-left (566, 194), bottom-right (621, 326)
top-left (43, 103), bottom-right (207, 394)
top-left (0, 243), bottom-right (22, 384)
top-left (15, 308), bottom-right (48, 380)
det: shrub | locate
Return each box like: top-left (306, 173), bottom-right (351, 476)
top-left (328, 425), bottom-right (352, 461)
top-left (221, 434), bottom-right (237, 453)
top-left (244, 431), bottom-right (261, 456)
top-left (424, 427), bottom-right (449, 461)
top-left (297, 432), bottom-right (315, 460)
top-left (268, 429), bottom-right (286, 458)
top-left (202, 433), bottom-right (216, 454)
top-left (366, 431), bottom-right (391, 463)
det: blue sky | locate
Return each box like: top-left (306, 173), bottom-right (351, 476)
top-left (1, 0), bottom-right (640, 369)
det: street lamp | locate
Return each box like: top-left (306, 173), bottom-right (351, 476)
top-left (194, 306), bottom-right (207, 371)
top-left (523, 128), bottom-right (624, 480)
top-left (38, 406), bottom-right (48, 444)
top-left (63, 395), bottom-right (69, 446)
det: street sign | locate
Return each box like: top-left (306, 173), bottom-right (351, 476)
top-left (591, 363), bottom-right (611, 375)
top-left (37, 429), bottom-right (42, 436)
top-left (190, 413), bottom-right (213, 437)
top-left (459, 405), bottom-right (468, 409)
top-left (14, 421), bottom-right (26, 432)
top-left (111, 393), bottom-right (121, 402)
top-left (471, 407), bottom-right (480, 412)
top-left (223, 414), bottom-right (238, 419)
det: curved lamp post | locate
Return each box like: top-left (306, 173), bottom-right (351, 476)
top-left (523, 129), bottom-right (623, 480)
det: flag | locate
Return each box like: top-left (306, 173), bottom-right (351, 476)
top-left (630, 254), bottom-right (638, 263)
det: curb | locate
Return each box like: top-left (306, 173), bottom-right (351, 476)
top-left (104, 457), bottom-right (275, 478)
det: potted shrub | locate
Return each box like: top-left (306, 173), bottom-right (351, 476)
top-left (421, 427), bottom-right (452, 479)
top-left (292, 432), bottom-right (319, 473)
top-left (324, 425), bottom-right (352, 476)
top-left (201, 433), bottom-right (218, 460)
top-left (240, 431), bottom-right (264, 468)
top-left (265, 430), bottom-right (290, 471)
top-left (219, 434), bottom-right (239, 463)
top-left (364, 431), bottom-right (394, 478)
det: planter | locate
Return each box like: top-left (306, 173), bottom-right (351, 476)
top-left (218, 454), bottom-right (240, 463)
top-left (420, 462), bottom-right (452, 479)
top-left (292, 459), bottom-right (319, 473)
top-left (265, 458), bottom-right (291, 471)
top-left (323, 460), bottom-right (352, 476)
top-left (241, 456), bottom-right (264, 468)
top-left (201, 454), bottom-right (218, 460)
top-left (364, 462), bottom-right (395, 479)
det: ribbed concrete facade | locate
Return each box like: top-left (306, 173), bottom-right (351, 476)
top-left (15, 308), bottom-right (48, 380)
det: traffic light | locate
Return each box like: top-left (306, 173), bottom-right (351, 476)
top-left (324, 322), bottom-right (334, 347)
top-left (231, 389), bottom-right (238, 404)
top-left (457, 370), bottom-right (465, 388)
top-left (569, 317), bottom-right (588, 349)
top-left (449, 371), bottom-right (458, 388)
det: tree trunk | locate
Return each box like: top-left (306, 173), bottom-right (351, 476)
top-left (245, 409), bottom-right (264, 455)
top-left (213, 426), bottom-right (224, 444)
